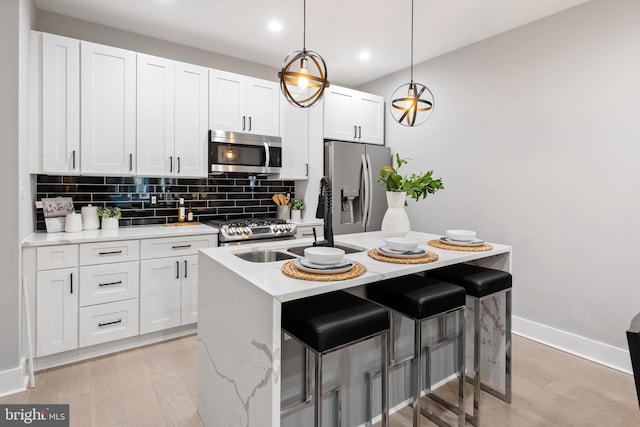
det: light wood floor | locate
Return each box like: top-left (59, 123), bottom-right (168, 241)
top-left (2, 334), bottom-right (639, 426)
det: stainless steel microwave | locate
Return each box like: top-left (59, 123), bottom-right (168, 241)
top-left (208, 130), bottom-right (282, 175)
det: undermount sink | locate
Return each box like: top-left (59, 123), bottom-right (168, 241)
top-left (234, 250), bottom-right (296, 263)
top-left (285, 244), bottom-right (366, 257)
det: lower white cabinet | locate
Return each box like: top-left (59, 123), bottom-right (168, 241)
top-left (79, 261), bottom-right (139, 306)
top-left (36, 267), bottom-right (78, 357)
top-left (139, 254), bottom-right (198, 334)
top-left (79, 299), bottom-right (139, 347)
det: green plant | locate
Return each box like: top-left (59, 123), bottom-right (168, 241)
top-left (288, 199), bottom-right (306, 210)
top-left (97, 206), bottom-right (122, 219)
top-left (377, 153), bottom-right (444, 202)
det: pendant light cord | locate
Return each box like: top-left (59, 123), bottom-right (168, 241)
top-left (410, 0), bottom-right (414, 83)
top-left (303, 0), bottom-right (306, 52)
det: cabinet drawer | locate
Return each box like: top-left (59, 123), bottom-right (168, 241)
top-left (79, 240), bottom-right (139, 265)
top-left (296, 225), bottom-right (324, 240)
top-left (37, 245), bottom-right (78, 270)
top-left (79, 299), bottom-right (139, 347)
top-left (79, 261), bottom-right (139, 306)
top-left (140, 235), bottom-right (215, 259)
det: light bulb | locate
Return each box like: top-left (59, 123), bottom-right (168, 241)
top-left (298, 57), bottom-right (309, 89)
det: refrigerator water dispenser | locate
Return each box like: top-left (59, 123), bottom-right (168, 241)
top-left (341, 187), bottom-right (360, 224)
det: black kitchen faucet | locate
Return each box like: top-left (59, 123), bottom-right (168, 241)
top-left (313, 176), bottom-right (334, 247)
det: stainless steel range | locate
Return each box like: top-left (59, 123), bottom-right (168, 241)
top-left (207, 218), bottom-right (297, 246)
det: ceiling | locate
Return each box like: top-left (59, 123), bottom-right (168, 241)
top-left (34, 0), bottom-right (591, 87)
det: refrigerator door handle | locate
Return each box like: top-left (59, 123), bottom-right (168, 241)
top-left (365, 154), bottom-right (374, 228)
top-left (361, 154), bottom-right (370, 227)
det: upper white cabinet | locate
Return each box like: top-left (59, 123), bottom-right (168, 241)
top-left (137, 57), bottom-right (208, 178)
top-left (174, 62), bottom-right (208, 177)
top-left (323, 86), bottom-right (384, 145)
top-left (136, 54), bottom-right (175, 177)
top-left (81, 41), bottom-right (137, 175)
top-left (209, 69), bottom-right (280, 136)
top-left (279, 87), bottom-right (309, 179)
top-left (30, 32), bottom-right (80, 174)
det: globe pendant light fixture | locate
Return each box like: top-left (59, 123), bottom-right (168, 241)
top-left (390, 0), bottom-right (434, 127)
top-left (278, 0), bottom-right (330, 108)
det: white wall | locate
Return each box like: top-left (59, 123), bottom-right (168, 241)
top-left (361, 0), bottom-right (640, 371)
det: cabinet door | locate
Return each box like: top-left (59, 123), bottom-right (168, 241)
top-left (137, 54), bottom-right (175, 176)
top-left (81, 41), bottom-right (136, 175)
top-left (140, 258), bottom-right (182, 334)
top-left (180, 255), bottom-right (198, 325)
top-left (209, 69), bottom-right (246, 132)
top-left (36, 267), bottom-right (78, 356)
top-left (41, 33), bottom-right (80, 174)
top-left (280, 87), bottom-right (309, 179)
top-left (323, 86), bottom-right (356, 141)
top-left (175, 62), bottom-right (208, 177)
top-left (246, 77), bottom-right (280, 136)
top-left (356, 92), bottom-right (384, 145)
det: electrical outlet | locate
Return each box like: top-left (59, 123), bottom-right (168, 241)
top-left (151, 195), bottom-right (157, 205)
top-left (35, 201), bottom-right (43, 209)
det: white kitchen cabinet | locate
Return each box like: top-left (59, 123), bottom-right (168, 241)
top-left (209, 69), bottom-right (280, 136)
top-left (295, 224), bottom-right (324, 240)
top-left (180, 254), bottom-right (199, 325)
top-left (139, 257), bottom-right (183, 333)
top-left (136, 54), bottom-right (175, 177)
top-left (81, 41), bottom-right (137, 175)
top-left (31, 32), bottom-right (81, 174)
top-left (174, 61), bottom-right (209, 177)
top-left (280, 86), bottom-right (309, 179)
top-left (36, 262), bottom-right (78, 357)
top-left (79, 261), bottom-right (139, 306)
top-left (79, 299), bottom-right (139, 348)
top-left (323, 86), bottom-right (384, 145)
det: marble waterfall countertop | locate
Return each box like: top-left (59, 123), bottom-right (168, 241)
top-left (197, 230), bottom-right (512, 427)
top-left (22, 223), bottom-right (218, 247)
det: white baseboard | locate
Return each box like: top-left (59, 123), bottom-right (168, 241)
top-left (513, 316), bottom-right (632, 374)
top-left (0, 358), bottom-right (27, 398)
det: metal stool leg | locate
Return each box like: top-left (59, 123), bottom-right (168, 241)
top-left (413, 318), bottom-right (423, 427)
top-left (315, 352), bottom-right (323, 427)
top-left (381, 331), bottom-right (389, 427)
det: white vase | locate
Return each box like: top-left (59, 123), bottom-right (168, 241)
top-left (291, 209), bottom-right (302, 221)
top-left (381, 191), bottom-right (410, 237)
top-left (101, 217), bottom-right (119, 230)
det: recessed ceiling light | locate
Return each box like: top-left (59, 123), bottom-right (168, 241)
top-left (359, 51), bottom-right (371, 60)
top-left (268, 21), bottom-right (283, 32)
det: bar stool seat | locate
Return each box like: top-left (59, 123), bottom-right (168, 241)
top-left (282, 290), bottom-right (390, 427)
top-left (367, 276), bottom-right (466, 427)
top-left (428, 264), bottom-right (512, 427)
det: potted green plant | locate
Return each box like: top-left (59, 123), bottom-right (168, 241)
top-left (288, 199), bottom-right (306, 221)
top-left (377, 154), bottom-right (444, 236)
top-left (97, 206), bottom-right (122, 230)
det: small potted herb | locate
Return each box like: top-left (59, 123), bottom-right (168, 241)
top-left (288, 199), bottom-right (306, 221)
top-left (97, 206), bottom-right (122, 230)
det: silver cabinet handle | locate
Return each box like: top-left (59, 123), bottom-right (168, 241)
top-left (72, 150), bottom-right (76, 170)
top-left (242, 116), bottom-right (246, 130)
top-left (176, 261), bottom-right (180, 279)
top-left (305, 163), bottom-right (309, 177)
top-left (358, 126), bottom-right (362, 139)
top-left (99, 280), bottom-right (122, 287)
top-left (177, 157), bottom-right (181, 174)
top-left (171, 244), bottom-right (192, 249)
top-left (129, 153), bottom-right (133, 171)
top-left (98, 250), bottom-right (123, 255)
top-left (170, 156), bottom-right (173, 173)
top-left (248, 116), bottom-right (252, 131)
top-left (353, 125), bottom-right (357, 139)
top-left (184, 260), bottom-right (188, 278)
top-left (98, 319), bottom-right (122, 327)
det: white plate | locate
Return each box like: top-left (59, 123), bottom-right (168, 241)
top-left (295, 258), bottom-right (355, 274)
top-left (440, 237), bottom-right (485, 247)
top-left (299, 257), bottom-right (350, 269)
top-left (376, 246), bottom-right (427, 259)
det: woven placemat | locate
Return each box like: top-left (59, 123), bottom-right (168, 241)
top-left (367, 248), bottom-right (439, 264)
top-left (281, 260), bottom-right (367, 281)
top-left (427, 239), bottom-right (493, 252)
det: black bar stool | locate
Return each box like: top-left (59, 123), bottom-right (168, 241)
top-left (281, 290), bottom-right (390, 427)
top-left (428, 264), bottom-right (512, 427)
top-left (367, 275), bottom-right (466, 427)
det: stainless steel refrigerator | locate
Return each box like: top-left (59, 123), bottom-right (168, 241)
top-left (324, 141), bottom-right (391, 235)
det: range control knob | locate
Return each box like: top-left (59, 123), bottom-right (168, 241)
top-left (226, 228), bottom-right (235, 236)
top-left (244, 227), bottom-right (251, 234)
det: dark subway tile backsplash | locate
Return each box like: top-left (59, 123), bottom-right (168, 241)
top-left (35, 173), bottom-right (295, 231)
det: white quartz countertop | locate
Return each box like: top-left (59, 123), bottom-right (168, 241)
top-left (199, 230), bottom-right (511, 302)
top-left (22, 224), bottom-right (218, 247)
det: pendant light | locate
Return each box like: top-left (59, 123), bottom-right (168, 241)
top-left (390, 0), bottom-right (434, 127)
top-left (278, 0), bottom-right (330, 108)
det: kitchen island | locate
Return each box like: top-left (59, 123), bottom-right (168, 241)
top-left (197, 231), bottom-right (511, 427)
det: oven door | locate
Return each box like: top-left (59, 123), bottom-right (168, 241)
top-left (209, 130), bottom-right (282, 174)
